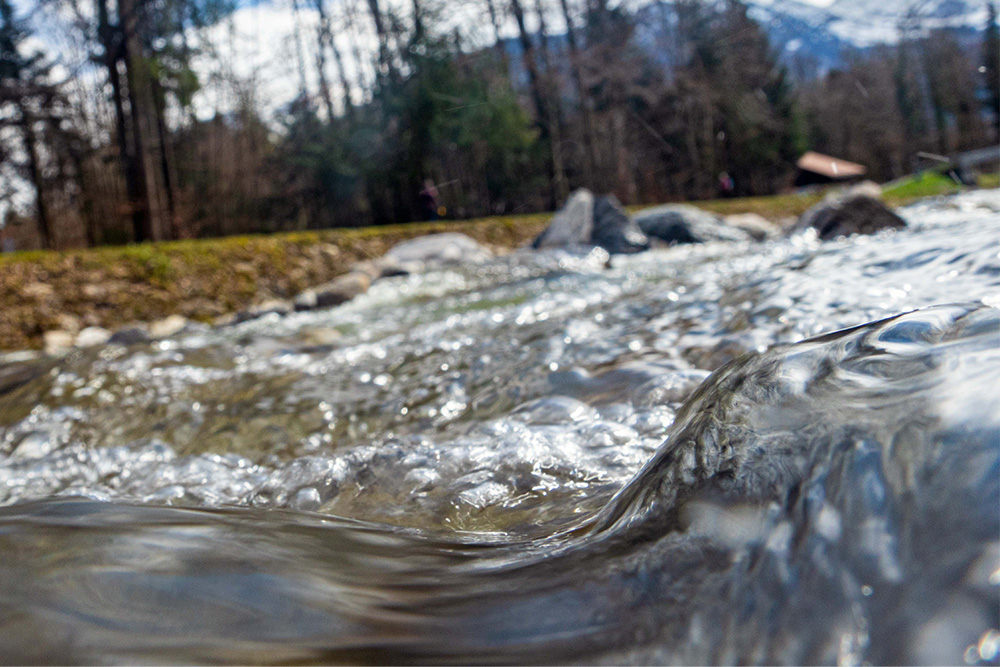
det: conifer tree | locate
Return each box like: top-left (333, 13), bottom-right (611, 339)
top-left (984, 2), bottom-right (1000, 131)
top-left (0, 0), bottom-right (63, 248)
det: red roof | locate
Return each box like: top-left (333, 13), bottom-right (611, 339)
top-left (796, 151), bottom-right (866, 179)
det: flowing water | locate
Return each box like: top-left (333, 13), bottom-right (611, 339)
top-left (0, 191), bottom-right (998, 664)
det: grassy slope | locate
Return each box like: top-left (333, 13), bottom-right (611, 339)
top-left (0, 173), bottom-right (992, 351)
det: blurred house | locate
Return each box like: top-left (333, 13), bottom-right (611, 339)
top-left (794, 151), bottom-right (867, 187)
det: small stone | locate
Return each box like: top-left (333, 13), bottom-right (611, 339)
top-left (213, 313), bottom-right (238, 327)
top-left (108, 326), bottom-right (151, 346)
top-left (55, 313), bottom-right (81, 334)
top-left (80, 284), bottom-right (106, 300)
top-left (149, 314), bottom-right (188, 339)
top-left (179, 298), bottom-right (226, 319)
top-left (319, 244), bottom-right (341, 259)
top-left (350, 260), bottom-right (381, 281)
top-left (43, 330), bottom-right (75, 356)
top-left (22, 283), bottom-right (54, 299)
top-left (310, 272), bottom-right (370, 309)
top-left (293, 290), bottom-right (318, 312)
top-left (74, 326), bottom-right (112, 348)
top-left (231, 299), bottom-right (292, 324)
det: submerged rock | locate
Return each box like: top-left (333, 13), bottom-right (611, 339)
top-left (294, 272), bottom-right (371, 311)
top-left (591, 195), bottom-right (650, 254)
top-left (793, 184), bottom-right (906, 240)
top-left (233, 300), bottom-right (292, 324)
top-left (724, 213), bottom-right (779, 240)
top-left (532, 189), bottom-right (594, 250)
top-left (635, 205), bottom-right (751, 244)
top-left (297, 326), bottom-right (343, 347)
top-left (107, 326), bottom-right (151, 346)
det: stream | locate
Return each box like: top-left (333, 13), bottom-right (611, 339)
top-left (0, 190), bottom-right (998, 664)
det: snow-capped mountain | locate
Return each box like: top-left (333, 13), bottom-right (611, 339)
top-left (749, 0), bottom-right (989, 50)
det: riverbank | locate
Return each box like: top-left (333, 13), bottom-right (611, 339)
top-left (1, 173), bottom-right (991, 351)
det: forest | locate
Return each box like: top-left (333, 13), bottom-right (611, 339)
top-left (1, 0), bottom-right (998, 249)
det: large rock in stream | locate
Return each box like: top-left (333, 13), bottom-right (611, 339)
top-left (591, 195), bottom-right (650, 254)
top-left (533, 189), bottom-right (649, 254)
top-left (532, 189), bottom-right (594, 250)
top-left (792, 183), bottom-right (907, 240)
top-left (634, 205), bottom-right (752, 244)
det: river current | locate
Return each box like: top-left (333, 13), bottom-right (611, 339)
top-left (0, 191), bottom-right (998, 664)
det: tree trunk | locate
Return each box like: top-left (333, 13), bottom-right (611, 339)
top-left (484, 0), bottom-right (510, 73)
top-left (314, 0), bottom-right (354, 121)
top-left (118, 0), bottom-right (168, 241)
top-left (365, 0), bottom-right (393, 83)
top-left (151, 76), bottom-right (180, 238)
top-left (311, 0), bottom-right (337, 123)
top-left (343, 0), bottom-right (372, 97)
top-left (557, 0), bottom-right (596, 186)
top-left (510, 0), bottom-right (566, 206)
top-left (19, 115), bottom-right (52, 249)
top-left (290, 0), bottom-right (311, 99)
top-left (96, 0), bottom-right (145, 242)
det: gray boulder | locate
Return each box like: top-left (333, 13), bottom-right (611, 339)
top-left (385, 233), bottom-right (492, 272)
top-left (634, 205), bottom-right (751, 245)
top-left (591, 195), bottom-right (650, 255)
top-left (793, 191), bottom-right (906, 240)
top-left (533, 189), bottom-right (594, 250)
top-left (533, 190), bottom-right (649, 254)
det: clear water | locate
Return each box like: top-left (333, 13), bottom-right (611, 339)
top-left (0, 191), bottom-right (998, 664)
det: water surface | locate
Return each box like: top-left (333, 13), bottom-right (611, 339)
top-left (0, 191), bottom-right (998, 664)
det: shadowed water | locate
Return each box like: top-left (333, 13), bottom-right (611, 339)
top-left (0, 191), bottom-right (998, 664)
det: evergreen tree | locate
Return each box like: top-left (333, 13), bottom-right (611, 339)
top-left (698, 0), bottom-right (802, 195)
top-left (0, 0), bottom-right (66, 248)
top-left (984, 2), bottom-right (1000, 132)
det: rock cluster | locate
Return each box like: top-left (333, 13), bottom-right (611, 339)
top-left (533, 189), bottom-right (783, 253)
top-left (40, 314), bottom-right (201, 357)
top-left (230, 233), bottom-right (496, 326)
top-left (34, 232), bottom-right (496, 356)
